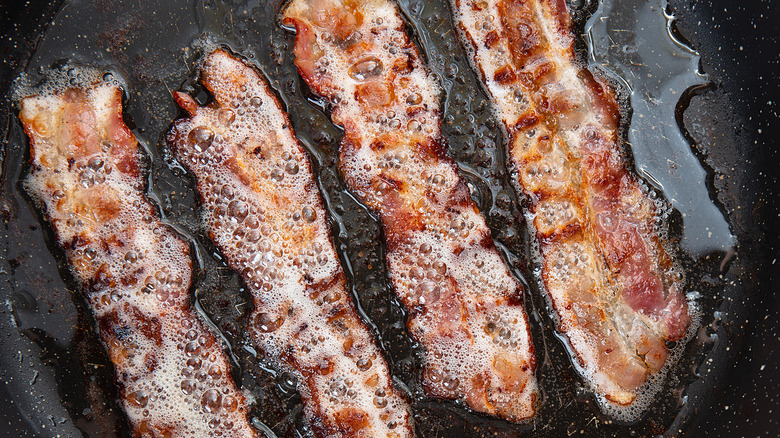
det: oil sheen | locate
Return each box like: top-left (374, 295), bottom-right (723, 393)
top-left (0, 0), bottom-right (738, 436)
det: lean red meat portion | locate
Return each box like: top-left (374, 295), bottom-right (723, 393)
top-left (283, 0), bottom-right (538, 421)
top-left (167, 49), bottom-right (414, 437)
top-left (451, 0), bottom-right (690, 405)
top-left (19, 80), bottom-right (258, 436)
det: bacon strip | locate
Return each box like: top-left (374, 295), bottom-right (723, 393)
top-left (283, 0), bottom-right (538, 422)
top-left (450, 0), bottom-right (691, 406)
top-left (18, 80), bottom-right (257, 436)
top-left (167, 49), bottom-right (413, 437)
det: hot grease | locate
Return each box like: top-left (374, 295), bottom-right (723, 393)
top-left (17, 71), bottom-right (258, 436)
top-left (167, 49), bottom-right (414, 437)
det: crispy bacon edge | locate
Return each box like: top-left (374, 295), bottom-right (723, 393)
top-left (18, 81), bottom-right (258, 436)
top-left (166, 49), bottom-right (415, 438)
top-left (282, 0), bottom-right (539, 422)
top-left (450, 0), bottom-right (692, 407)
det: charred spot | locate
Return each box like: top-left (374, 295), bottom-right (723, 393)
top-left (120, 273), bottom-right (138, 287)
top-left (478, 232), bottom-right (497, 251)
top-left (143, 348), bottom-right (158, 373)
top-left (540, 221), bottom-right (582, 242)
top-left (295, 322), bottom-right (309, 337)
top-left (130, 306), bottom-right (163, 346)
top-left (529, 60), bottom-right (554, 82)
top-left (309, 271), bottom-right (345, 292)
top-left (513, 114), bottom-right (539, 131)
top-left (326, 302), bottom-right (348, 318)
top-left (90, 263), bottom-right (114, 292)
top-left (315, 356), bottom-right (335, 375)
top-left (97, 310), bottom-right (121, 338)
top-left (378, 174), bottom-right (403, 192)
top-left (252, 145), bottom-right (262, 155)
top-left (354, 81), bottom-right (394, 107)
top-left (485, 30), bottom-right (500, 48)
top-left (494, 65), bottom-right (517, 85)
top-left (406, 105), bottom-right (426, 117)
top-left (370, 138), bottom-right (388, 152)
top-left (334, 408), bottom-right (370, 434)
top-left (414, 138), bottom-right (447, 160)
top-left (392, 55), bottom-right (414, 75)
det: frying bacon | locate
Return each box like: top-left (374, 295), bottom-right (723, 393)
top-left (18, 79), bottom-right (257, 436)
top-left (283, 0), bottom-right (538, 422)
top-left (450, 0), bottom-right (691, 407)
top-left (167, 49), bottom-right (413, 437)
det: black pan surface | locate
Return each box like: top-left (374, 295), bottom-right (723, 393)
top-left (0, 0), bottom-right (777, 437)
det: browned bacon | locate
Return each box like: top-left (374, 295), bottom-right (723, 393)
top-left (18, 78), bottom-right (257, 436)
top-left (451, 0), bottom-right (691, 408)
top-left (167, 49), bottom-right (414, 437)
top-left (283, 0), bottom-right (538, 422)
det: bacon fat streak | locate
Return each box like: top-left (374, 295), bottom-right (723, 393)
top-left (168, 49), bottom-right (413, 437)
top-left (283, 0), bottom-right (538, 421)
top-left (19, 82), bottom-right (257, 436)
top-left (451, 0), bottom-right (691, 405)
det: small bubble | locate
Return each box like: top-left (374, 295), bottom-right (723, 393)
top-left (124, 251), bottom-right (138, 264)
top-left (127, 390), bottom-right (149, 408)
top-left (207, 365), bottom-right (222, 379)
top-left (329, 379), bottom-right (347, 398)
top-left (222, 395), bottom-right (238, 412)
top-left (187, 357), bottom-right (202, 370)
top-left (302, 206), bottom-right (317, 223)
top-left (373, 396), bottom-right (388, 408)
top-left (217, 108), bottom-right (235, 126)
top-left (285, 161), bottom-right (300, 174)
top-left (228, 200), bottom-right (249, 222)
top-left (201, 389), bottom-right (222, 414)
top-left (443, 376), bottom-right (460, 391)
top-left (255, 312), bottom-right (285, 333)
top-left (180, 379), bottom-right (197, 395)
top-left (270, 168), bottom-right (285, 182)
top-left (188, 126), bottom-right (215, 152)
top-left (348, 56), bottom-right (383, 81)
top-left (356, 357), bottom-right (372, 371)
top-left (406, 92), bottom-right (423, 105)
top-left (184, 341), bottom-right (201, 357)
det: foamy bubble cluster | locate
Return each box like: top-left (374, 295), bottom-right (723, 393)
top-left (284, 0), bottom-right (538, 422)
top-left (168, 49), bottom-right (413, 437)
top-left (451, 0), bottom-right (694, 420)
top-left (18, 78), bottom-right (257, 436)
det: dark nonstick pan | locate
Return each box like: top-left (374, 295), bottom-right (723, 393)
top-left (0, 0), bottom-right (777, 436)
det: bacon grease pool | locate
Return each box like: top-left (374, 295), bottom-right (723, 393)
top-left (0, 0), bottom-right (757, 436)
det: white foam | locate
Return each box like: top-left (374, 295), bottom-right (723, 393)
top-left (169, 49), bottom-right (413, 436)
top-left (283, 0), bottom-right (538, 421)
top-left (19, 79), bottom-right (257, 436)
top-left (450, 0), bottom-right (696, 421)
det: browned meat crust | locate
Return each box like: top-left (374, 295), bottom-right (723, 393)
top-left (19, 80), bottom-right (258, 436)
top-left (167, 49), bottom-right (414, 437)
top-left (283, 0), bottom-right (538, 422)
top-left (451, 0), bottom-right (691, 407)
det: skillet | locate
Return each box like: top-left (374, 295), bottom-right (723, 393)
top-left (0, 0), bottom-right (777, 436)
